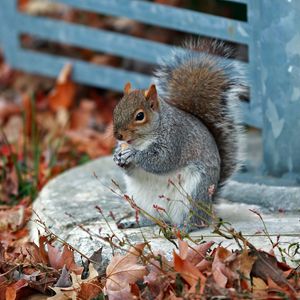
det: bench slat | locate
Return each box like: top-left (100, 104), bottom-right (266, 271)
top-left (18, 14), bottom-right (248, 70)
top-left (17, 13), bottom-right (181, 65)
top-left (52, 0), bottom-right (251, 44)
top-left (12, 49), bottom-right (152, 90)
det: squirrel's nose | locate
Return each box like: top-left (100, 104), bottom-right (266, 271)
top-left (116, 133), bottom-right (123, 140)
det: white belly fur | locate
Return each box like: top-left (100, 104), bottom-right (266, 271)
top-left (124, 165), bottom-right (201, 225)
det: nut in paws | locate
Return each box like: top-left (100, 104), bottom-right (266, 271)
top-left (113, 148), bottom-right (136, 167)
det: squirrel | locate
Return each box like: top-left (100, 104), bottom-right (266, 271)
top-left (112, 40), bottom-right (244, 232)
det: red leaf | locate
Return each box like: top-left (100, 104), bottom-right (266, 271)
top-left (5, 279), bottom-right (28, 300)
top-left (173, 250), bottom-right (206, 292)
top-left (178, 240), bottom-right (213, 265)
top-left (48, 244), bottom-right (83, 275)
top-left (106, 244), bottom-right (147, 298)
top-left (211, 247), bottom-right (236, 288)
top-left (48, 64), bottom-right (76, 112)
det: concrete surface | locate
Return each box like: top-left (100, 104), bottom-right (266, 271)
top-left (30, 155), bottom-right (300, 264)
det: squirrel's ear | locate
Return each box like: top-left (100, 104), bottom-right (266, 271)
top-left (124, 82), bottom-right (131, 94)
top-left (145, 84), bottom-right (159, 111)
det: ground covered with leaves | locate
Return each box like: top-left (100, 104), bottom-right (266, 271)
top-left (0, 224), bottom-right (300, 299)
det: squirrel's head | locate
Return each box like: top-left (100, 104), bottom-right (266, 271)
top-left (113, 83), bottom-right (160, 145)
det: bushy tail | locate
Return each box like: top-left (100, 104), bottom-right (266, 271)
top-left (155, 40), bottom-right (244, 184)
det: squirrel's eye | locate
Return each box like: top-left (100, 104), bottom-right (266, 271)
top-left (135, 111), bottom-right (145, 121)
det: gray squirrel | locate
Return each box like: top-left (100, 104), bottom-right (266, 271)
top-left (112, 40), bottom-right (244, 231)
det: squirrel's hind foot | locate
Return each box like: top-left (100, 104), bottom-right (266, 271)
top-left (117, 216), bottom-right (155, 229)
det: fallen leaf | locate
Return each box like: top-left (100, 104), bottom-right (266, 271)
top-left (48, 264), bottom-right (101, 300)
top-left (48, 244), bottom-right (83, 275)
top-left (251, 250), bottom-right (289, 287)
top-left (178, 240), bottom-right (213, 265)
top-left (70, 99), bottom-right (95, 130)
top-left (54, 265), bottom-right (72, 288)
top-left (173, 250), bottom-right (206, 292)
top-left (252, 277), bottom-right (267, 290)
top-left (22, 93), bottom-right (34, 137)
top-left (229, 249), bottom-right (257, 290)
top-left (169, 290), bottom-right (183, 300)
top-left (48, 63), bottom-right (76, 112)
top-left (76, 278), bottom-right (103, 300)
top-left (143, 251), bottom-right (173, 299)
top-left (90, 54), bottom-right (120, 67)
top-left (5, 279), bottom-right (28, 300)
top-left (0, 100), bottom-right (20, 125)
top-left (106, 244), bottom-right (147, 298)
top-left (196, 258), bottom-right (212, 272)
top-left (0, 167), bottom-right (18, 202)
top-left (106, 286), bottom-right (133, 300)
top-left (0, 205), bottom-right (28, 232)
top-left (88, 247), bottom-right (107, 276)
top-left (22, 242), bottom-right (48, 265)
top-left (66, 126), bottom-right (115, 158)
top-left (211, 247), bottom-right (236, 288)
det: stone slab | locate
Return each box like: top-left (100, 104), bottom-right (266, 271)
top-left (31, 156), bottom-right (300, 264)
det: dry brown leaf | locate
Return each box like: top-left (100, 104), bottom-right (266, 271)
top-left (0, 101), bottom-right (20, 124)
top-left (106, 244), bottom-right (147, 298)
top-left (0, 205), bottom-right (27, 232)
top-left (173, 250), bottom-right (206, 292)
top-left (76, 278), bottom-right (103, 300)
top-left (143, 251), bottom-right (173, 299)
top-left (229, 249), bottom-right (257, 289)
top-left (22, 241), bottom-right (49, 265)
top-left (196, 257), bottom-right (212, 272)
top-left (211, 247), bottom-right (236, 288)
top-left (169, 291), bottom-right (183, 300)
top-left (0, 167), bottom-right (18, 202)
top-left (251, 250), bottom-right (289, 287)
top-left (66, 125), bottom-right (115, 158)
top-left (48, 63), bottom-right (76, 112)
top-left (70, 99), bottom-right (95, 130)
top-left (48, 244), bottom-right (83, 275)
top-left (105, 286), bottom-right (133, 300)
top-left (252, 277), bottom-right (267, 290)
top-left (5, 279), bottom-right (28, 300)
top-left (2, 115), bottom-right (23, 144)
top-left (178, 240), bottom-right (213, 265)
top-left (90, 54), bottom-right (120, 67)
top-left (22, 93), bottom-right (34, 137)
top-left (48, 264), bottom-right (101, 300)
top-left (38, 235), bottom-right (51, 265)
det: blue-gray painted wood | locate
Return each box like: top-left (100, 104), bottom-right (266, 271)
top-left (16, 13), bottom-right (248, 68)
top-left (0, 0), bottom-right (20, 65)
top-left (257, 0), bottom-right (300, 177)
top-left (247, 1), bottom-right (262, 123)
top-left (17, 13), bottom-right (182, 65)
top-left (52, 0), bottom-right (251, 44)
top-left (14, 49), bottom-right (152, 90)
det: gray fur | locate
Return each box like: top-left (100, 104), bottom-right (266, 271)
top-left (155, 40), bottom-right (245, 184)
top-left (114, 100), bottom-right (220, 227)
top-left (113, 40), bottom-right (243, 230)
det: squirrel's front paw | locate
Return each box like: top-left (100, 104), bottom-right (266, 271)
top-left (113, 148), bottom-right (136, 167)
